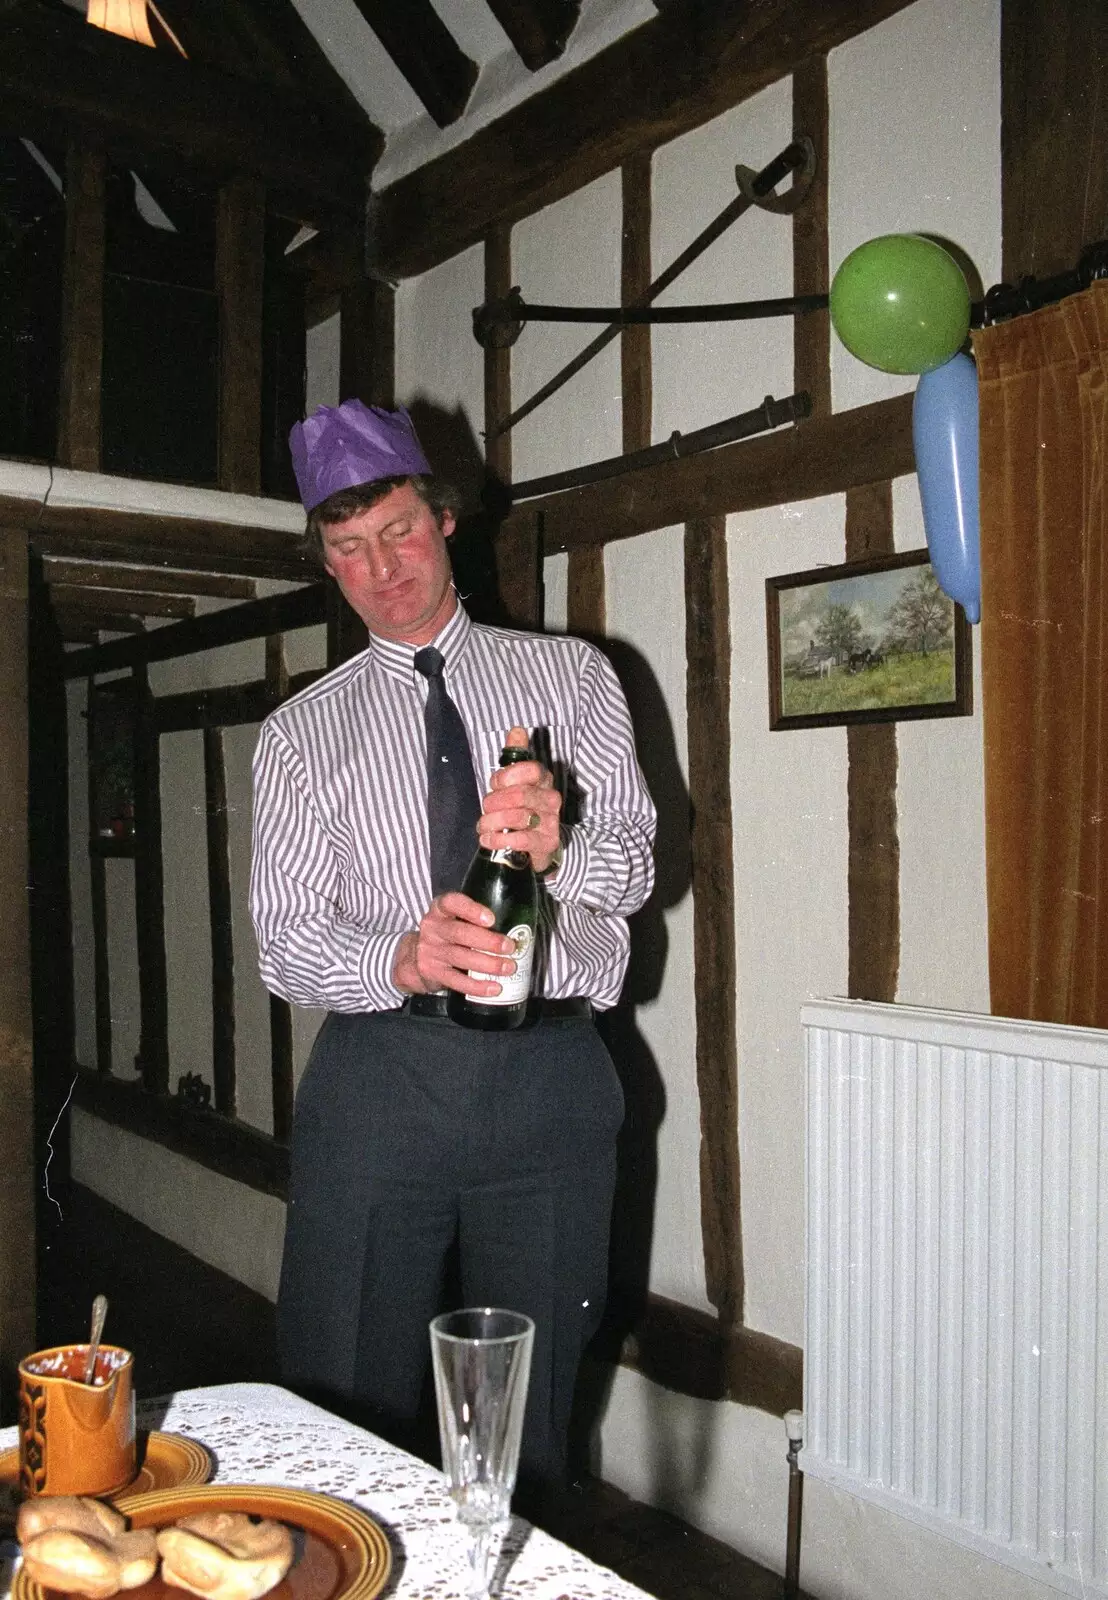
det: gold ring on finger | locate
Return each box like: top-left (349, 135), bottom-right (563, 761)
top-left (528, 812), bottom-right (541, 829)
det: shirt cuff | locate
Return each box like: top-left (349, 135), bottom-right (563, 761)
top-left (360, 930), bottom-right (408, 1011)
top-left (543, 827), bottom-right (589, 906)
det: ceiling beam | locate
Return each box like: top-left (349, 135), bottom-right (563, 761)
top-left (49, 585), bottom-right (197, 620)
top-left (160, 0), bottom-right (382, 173)
top-left (372, 0), bottom-right (916, 277)
top-left (53, 607), bottom-right (147, 635)
top-left (350, 0), bottom-right (478, 128)
top-left (0, 3), bottom-right (376, 221)
top-left (0, 496), bottom-right (313, 583)
top-left (484, 0), bottom-right (581, 70)
top-left (42, 560), bottom-right (256, 600)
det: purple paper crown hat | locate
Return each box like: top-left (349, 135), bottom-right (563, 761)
top-left (289, 400), bottom-right (432, 511)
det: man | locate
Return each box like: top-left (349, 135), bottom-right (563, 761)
top-left (250, 399), bottom-right (655, 1484)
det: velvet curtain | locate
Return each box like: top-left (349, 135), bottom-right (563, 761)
top-left (973, 282), bottom-right (1108, 1028)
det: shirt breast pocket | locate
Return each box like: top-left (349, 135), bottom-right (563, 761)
top-left (472, 723), bottom-right (577, 795)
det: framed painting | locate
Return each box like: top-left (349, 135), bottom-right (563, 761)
top-left (765, 548), bottom-right (972, 730)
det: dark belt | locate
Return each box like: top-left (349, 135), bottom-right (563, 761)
top-left (401, 994), bottom-right (593, 1021)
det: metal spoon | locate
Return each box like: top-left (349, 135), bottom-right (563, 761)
top-left (82, 1294), bottom-right (108, 1385)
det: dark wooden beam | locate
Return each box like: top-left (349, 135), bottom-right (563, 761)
top-left (265, 634), bottom-right (289, 703)
top-left (72, 1067), bottom-right (289, 1198)
top-left (54, 607), bottom-right (147, 635)
top-left (496, 510), bottom-right (544, 629)
top-left (0, 4), bottom-right (372, 220)
top-left (63, 584), bottom-right (326, 679)
top-left (1002, 0), bottom-right (1108, 281)
top-left (204, 729), bottom-right (236, 1116)
top-left (340, 279), bottom-right (396, 407)
top-left (792, 55), bottom-right (830, 418)
top-left (484, 0), bottom-right (580, 70)
top-left (685, 516), bottom-right (743, 1329)
top-left (620, 152), bottom-right (652, 455)
top-left (90, 853), bottom-right (112, 1072)
top-left (504, 393), bottom-right (915, 555)
top-left (0, 529), bottom-right (33, 1423)
top-left (12, 499), bottom-right (312, 582)
top-left (217, 178), bottom-right (266, 495)
top-left (132, 666), bottom-right (170, 1096)
top-left (60, 623), bottom-right (103, 647)
top-left (845, 482), bottom-right (899, 1003)
top-left (270, 996), bottom-right (294, 1146)
top-left (193, 0), bottom-right (383, 171)
top-left (613, 1294), bottom-right (802, 1415)
top-left (50, 586), bottom-right (196, 620)
top-left (57, 143), bottom-right (105, 473)
top-left (565, 546), bottom-right (604, 635)
top-left (484, 224), bottom-right (513, 490)
top-left (561, 147), bottom-right (652, 635)
top-left (372, 0), bottom-right (917, 276)
top-left (350, 0), bottom-right (478, 128)
top-left (43, 561), bottom-right (256, 600)
top-left (154, 670), bottom-right (322, 735)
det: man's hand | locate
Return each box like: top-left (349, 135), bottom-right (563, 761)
top-left (478, 725), bottom-right (563, 873)
top-left (392, 893), bottom-right (517, 997)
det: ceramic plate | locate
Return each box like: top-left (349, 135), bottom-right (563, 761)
top-left (0, 1433), bottom-right (213, 1529)
top-left (14, 1485), bottom-right (392, 1600)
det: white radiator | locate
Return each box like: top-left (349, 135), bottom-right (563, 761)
top-left (802, 1000), bottom-right (1108, 1597)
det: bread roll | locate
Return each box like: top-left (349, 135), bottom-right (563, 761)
top-left (157, 1512), bottom-right (294, 1600)
top-left (17, 1498), bottom-right (126, 1547)
top-left (19, 1526), bottom-right (157, 1599)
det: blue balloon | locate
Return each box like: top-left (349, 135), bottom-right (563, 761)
top-left (912, 351), bottom-right (980, 624)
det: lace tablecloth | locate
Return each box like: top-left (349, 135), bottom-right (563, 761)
top-left (0, 1382), bottom-right (652, 1600)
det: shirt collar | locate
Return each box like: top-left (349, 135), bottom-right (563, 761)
top-left (367, 601), bottom-right (474, 688)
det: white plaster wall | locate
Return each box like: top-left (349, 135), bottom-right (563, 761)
top-left (604, 527), bottom-right (704, 1311)
top-left (395, 243), bottom-right (486, 507)
top-left (72, 597), bottom-right (327, 1220)
top-left (69, 1108), bottom-right (285, 1302)
top-left (891, 474), bottom-right (989, 1013)
top-left (305, 310), bottom-right (341, 414)
top-left (161, 730), bottom-right (214, 1093)
top-left (652, 80), bottom-right (793, 441)
top-left (543, 552), bottom-right (568, 633)
top-left (64, 5), bottom-right (1016, 1596)
top-left (104, 859), bottom-right (141, 1080)
top-left (597, 1368), bottom-right (1057, 1600)
top-left (512, 172), bottom-right (623, 483)
top-left (828, 0), bottom-right (1001, 412)
top-left (68, 681), bottom-right (95, 1068)
top-left (728, 496), bottom-right (849, 1343)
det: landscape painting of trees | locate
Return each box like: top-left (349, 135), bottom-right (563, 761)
top-left (765, 549), bottom-right (971, 730)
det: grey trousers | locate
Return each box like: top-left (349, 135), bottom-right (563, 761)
top-left (276, 1009), bottom-right (624, 1483)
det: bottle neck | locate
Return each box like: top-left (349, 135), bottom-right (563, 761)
top-left (485, 846), bottom-right (530, 868)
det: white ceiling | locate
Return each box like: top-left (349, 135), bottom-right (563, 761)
top-left (287, 0), bottom-right (655, 188)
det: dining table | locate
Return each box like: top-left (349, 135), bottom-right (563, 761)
top-left (0, 1381), bottom-right (655, 1600)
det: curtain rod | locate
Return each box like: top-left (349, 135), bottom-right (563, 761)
top-left (974, 240), bottom-right (1108, 326)
top-left (476, 240), bottom-right (1108, 343)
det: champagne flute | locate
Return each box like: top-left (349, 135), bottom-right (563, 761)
top-left (430, 1308), bottom-right (534, 1600)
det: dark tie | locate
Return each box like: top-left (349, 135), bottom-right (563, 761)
top-left (414, 647), bottom-right (481, 896)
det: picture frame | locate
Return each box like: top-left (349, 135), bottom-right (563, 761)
top-left (765, 548), bottom-right (972, 731)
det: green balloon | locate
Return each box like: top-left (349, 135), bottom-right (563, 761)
top-left (830, 234), bottom-right (971, 375)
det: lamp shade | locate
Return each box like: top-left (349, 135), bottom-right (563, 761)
top-left (87, 0), bottom-right (156, 48)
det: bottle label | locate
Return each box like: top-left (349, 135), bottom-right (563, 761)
top-left (468, 925), bottom-right (534, 1006)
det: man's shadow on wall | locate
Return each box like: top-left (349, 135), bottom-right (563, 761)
top-left (560, 634), bottom-right (691, 1481)
top-left (408, 397), bottom-right (692, 1477)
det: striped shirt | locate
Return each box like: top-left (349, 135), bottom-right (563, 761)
top-left (250, 602), bottom-right (656, 1012)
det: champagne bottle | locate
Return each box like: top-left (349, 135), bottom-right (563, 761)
top-left (447, 742), bottom-right (538, 1032)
